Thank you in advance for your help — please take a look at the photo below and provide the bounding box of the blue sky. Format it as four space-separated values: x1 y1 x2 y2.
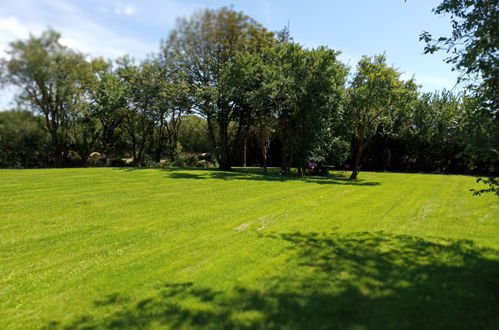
0 0 459 109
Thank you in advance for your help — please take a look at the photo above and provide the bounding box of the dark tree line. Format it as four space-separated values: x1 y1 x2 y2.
0 6 497 181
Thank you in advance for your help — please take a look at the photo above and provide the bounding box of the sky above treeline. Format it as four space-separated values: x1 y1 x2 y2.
0 0 459 109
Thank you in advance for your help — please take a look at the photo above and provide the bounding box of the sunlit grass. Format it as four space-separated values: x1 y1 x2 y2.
1 168 498 329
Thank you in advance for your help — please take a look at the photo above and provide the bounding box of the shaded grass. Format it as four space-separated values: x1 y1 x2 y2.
0 168 498 329
47 232 499 330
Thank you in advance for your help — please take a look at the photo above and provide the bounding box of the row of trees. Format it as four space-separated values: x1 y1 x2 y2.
0 31 194 167
1 5 497 181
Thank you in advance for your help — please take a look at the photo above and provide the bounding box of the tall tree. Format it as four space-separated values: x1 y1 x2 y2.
177 115 211 153
219 51 267 167
118 59 160 165
162 7 274 170
1 30 94 167
89 59 128 161
264 43 348 175
154 57 192 163
347 54 418 180
421 0 498 194
403 90 464 172
420 0 498 112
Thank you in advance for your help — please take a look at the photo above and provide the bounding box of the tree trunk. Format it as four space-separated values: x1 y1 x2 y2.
131 135 137 163
51 134 64 168
137 144 144 165
206 114 220 165
262 146 268 174
280 143 291 176
242 136 247 167
154 128 163 163
167 137 178 163
219 123 231 171
169 118 182 163
350 141 364 180
54 145 63 168
154 147 162 163
155 117 165 163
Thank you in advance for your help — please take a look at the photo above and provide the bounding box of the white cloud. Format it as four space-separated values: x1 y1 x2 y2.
0 0 154 60
0 0 164 108
1 0 206 109
124 5 136 15
53 16 152 59
0 0 203 58
0 16 30 40
0 16 44 58
114 4 136 16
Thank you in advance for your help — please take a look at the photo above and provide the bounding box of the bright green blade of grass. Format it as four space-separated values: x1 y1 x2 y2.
1 168 498 329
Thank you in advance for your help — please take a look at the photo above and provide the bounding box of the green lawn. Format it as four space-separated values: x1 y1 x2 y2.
1 168 498 329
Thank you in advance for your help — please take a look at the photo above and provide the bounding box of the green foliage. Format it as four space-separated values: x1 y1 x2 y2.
0 7 495 177
347 54 418 179
1 30 95 166
0 110 49 167
421 0 498 111
163 7 275 169
421 0 498 193
262 43 348 174
89 59 128 159
396 90 467 172
178 115 211 153
325 137 351 167
154 57 193 163
174 153 201 167
460 95 499 166
219 50 269 167
119 59 161 164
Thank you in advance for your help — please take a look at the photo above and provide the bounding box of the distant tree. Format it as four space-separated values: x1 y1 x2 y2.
154 56 192 163
407 90 464 171
178 115 210 153
219 51 267 167
116 58 159 164
261 43 348 175
252 104 276 173
296 46 348 173
0 110 49 168
251 27 285 173
1 29 94 167
67 59 109 164
347 54 418 180
89 59 128 161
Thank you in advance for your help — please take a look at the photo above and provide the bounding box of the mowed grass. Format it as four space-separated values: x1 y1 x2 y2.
1 167 498 329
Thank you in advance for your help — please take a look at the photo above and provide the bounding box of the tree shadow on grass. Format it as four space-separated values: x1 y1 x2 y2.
46 232 499 329
113 167 381 186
